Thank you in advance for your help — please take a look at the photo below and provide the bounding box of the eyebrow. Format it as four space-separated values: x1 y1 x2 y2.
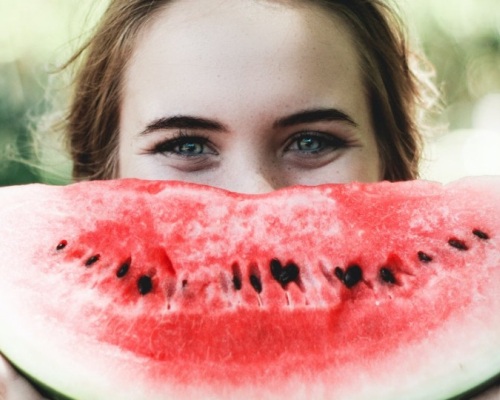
273 108 358 129
140 115 227 135
139 107 358 136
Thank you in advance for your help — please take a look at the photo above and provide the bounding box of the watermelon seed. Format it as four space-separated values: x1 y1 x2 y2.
56 240 67 251
138 275 153 295
232 263 242 291
249 275 262 294
116 260 130 278
182 279 188 288
334 267 344 280
233 276 242 291
448 239 468 251
380 268 396 284
418 251 433 263
270 259 299 287
473 229 489 240
343 265 362 288
85 255 100 267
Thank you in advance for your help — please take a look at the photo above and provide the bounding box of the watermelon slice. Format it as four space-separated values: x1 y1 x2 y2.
0 178 500 399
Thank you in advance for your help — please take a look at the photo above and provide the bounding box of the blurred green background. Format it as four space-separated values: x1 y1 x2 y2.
1 0 499 187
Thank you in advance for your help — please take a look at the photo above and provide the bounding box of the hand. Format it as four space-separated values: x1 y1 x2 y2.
0 354 46 400
472 384 500 400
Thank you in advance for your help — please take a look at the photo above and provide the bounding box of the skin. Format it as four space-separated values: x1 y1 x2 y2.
0 354 48 399
118 0 383 191
3 1 499 398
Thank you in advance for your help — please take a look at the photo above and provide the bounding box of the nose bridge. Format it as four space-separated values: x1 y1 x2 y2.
231 164 279 194
225 150 282 194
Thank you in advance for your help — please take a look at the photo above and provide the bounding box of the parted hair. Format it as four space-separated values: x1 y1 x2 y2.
60 0 438 181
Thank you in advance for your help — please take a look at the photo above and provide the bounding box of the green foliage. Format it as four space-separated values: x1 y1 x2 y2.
0 62 42 186
406 0 500 129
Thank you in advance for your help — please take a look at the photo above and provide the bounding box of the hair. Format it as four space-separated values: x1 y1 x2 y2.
58 0 439 181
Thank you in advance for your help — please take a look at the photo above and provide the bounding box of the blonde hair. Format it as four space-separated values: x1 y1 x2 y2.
58 0 439 181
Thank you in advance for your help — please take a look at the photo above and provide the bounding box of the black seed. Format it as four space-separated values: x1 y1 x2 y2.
334 267 344 280
418 251 433 263
380 268 396 284
270 259 300 286
473 229 489 240
343 265 362 288
56 240 67 251
448 239 468 251
85 255 100 267
249 275 262 293
232 276 242 290
282 263 299 283
270 259 281 277
137 275 153 295
182 279 188 288
116 262 130 278
232 263 242 290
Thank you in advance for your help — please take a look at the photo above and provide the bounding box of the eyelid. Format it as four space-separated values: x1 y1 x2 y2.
151 130 217 156
285 130 348 151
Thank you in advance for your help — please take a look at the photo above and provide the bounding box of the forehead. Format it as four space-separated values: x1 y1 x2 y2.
122 0 365 121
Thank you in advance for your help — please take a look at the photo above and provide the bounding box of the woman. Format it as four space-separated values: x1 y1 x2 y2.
65 0 435 187
2 0 497 398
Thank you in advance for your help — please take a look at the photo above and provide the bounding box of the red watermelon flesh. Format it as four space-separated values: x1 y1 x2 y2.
0 178 500 399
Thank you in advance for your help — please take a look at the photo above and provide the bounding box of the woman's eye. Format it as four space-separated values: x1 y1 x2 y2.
177 141 204 154
153 135 215 157
296 136 322 151
288 132 347 154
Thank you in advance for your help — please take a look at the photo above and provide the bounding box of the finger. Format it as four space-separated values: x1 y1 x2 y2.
0 354 46 400
471 384 500 400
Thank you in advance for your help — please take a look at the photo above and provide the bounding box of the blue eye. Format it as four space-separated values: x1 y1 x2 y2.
153 133 214 157
297 136 322 151
289 132 347 154
177 141 204 154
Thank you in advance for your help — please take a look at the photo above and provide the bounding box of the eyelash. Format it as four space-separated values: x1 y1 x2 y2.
152 131 213 157
151 130 348 157
287 131 348 154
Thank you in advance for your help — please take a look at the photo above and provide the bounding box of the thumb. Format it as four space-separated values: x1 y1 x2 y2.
0 354 47 400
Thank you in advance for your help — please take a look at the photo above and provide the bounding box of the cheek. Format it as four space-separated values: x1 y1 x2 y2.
354 145 383 182
284 154 381 186
354 125 383 182
117 133 144 179
327 147 382 184
117 136 131 178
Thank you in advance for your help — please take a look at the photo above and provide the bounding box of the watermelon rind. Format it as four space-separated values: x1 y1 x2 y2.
5 343 500 400
8 365 72 400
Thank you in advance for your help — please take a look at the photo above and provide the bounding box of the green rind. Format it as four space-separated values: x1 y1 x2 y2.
9 363 74 400
447 374 500 400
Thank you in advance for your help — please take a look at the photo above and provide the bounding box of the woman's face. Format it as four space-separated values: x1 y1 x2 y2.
119 0 382 193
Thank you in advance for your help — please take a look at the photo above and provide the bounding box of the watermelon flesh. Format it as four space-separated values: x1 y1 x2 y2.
0 178 500 399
